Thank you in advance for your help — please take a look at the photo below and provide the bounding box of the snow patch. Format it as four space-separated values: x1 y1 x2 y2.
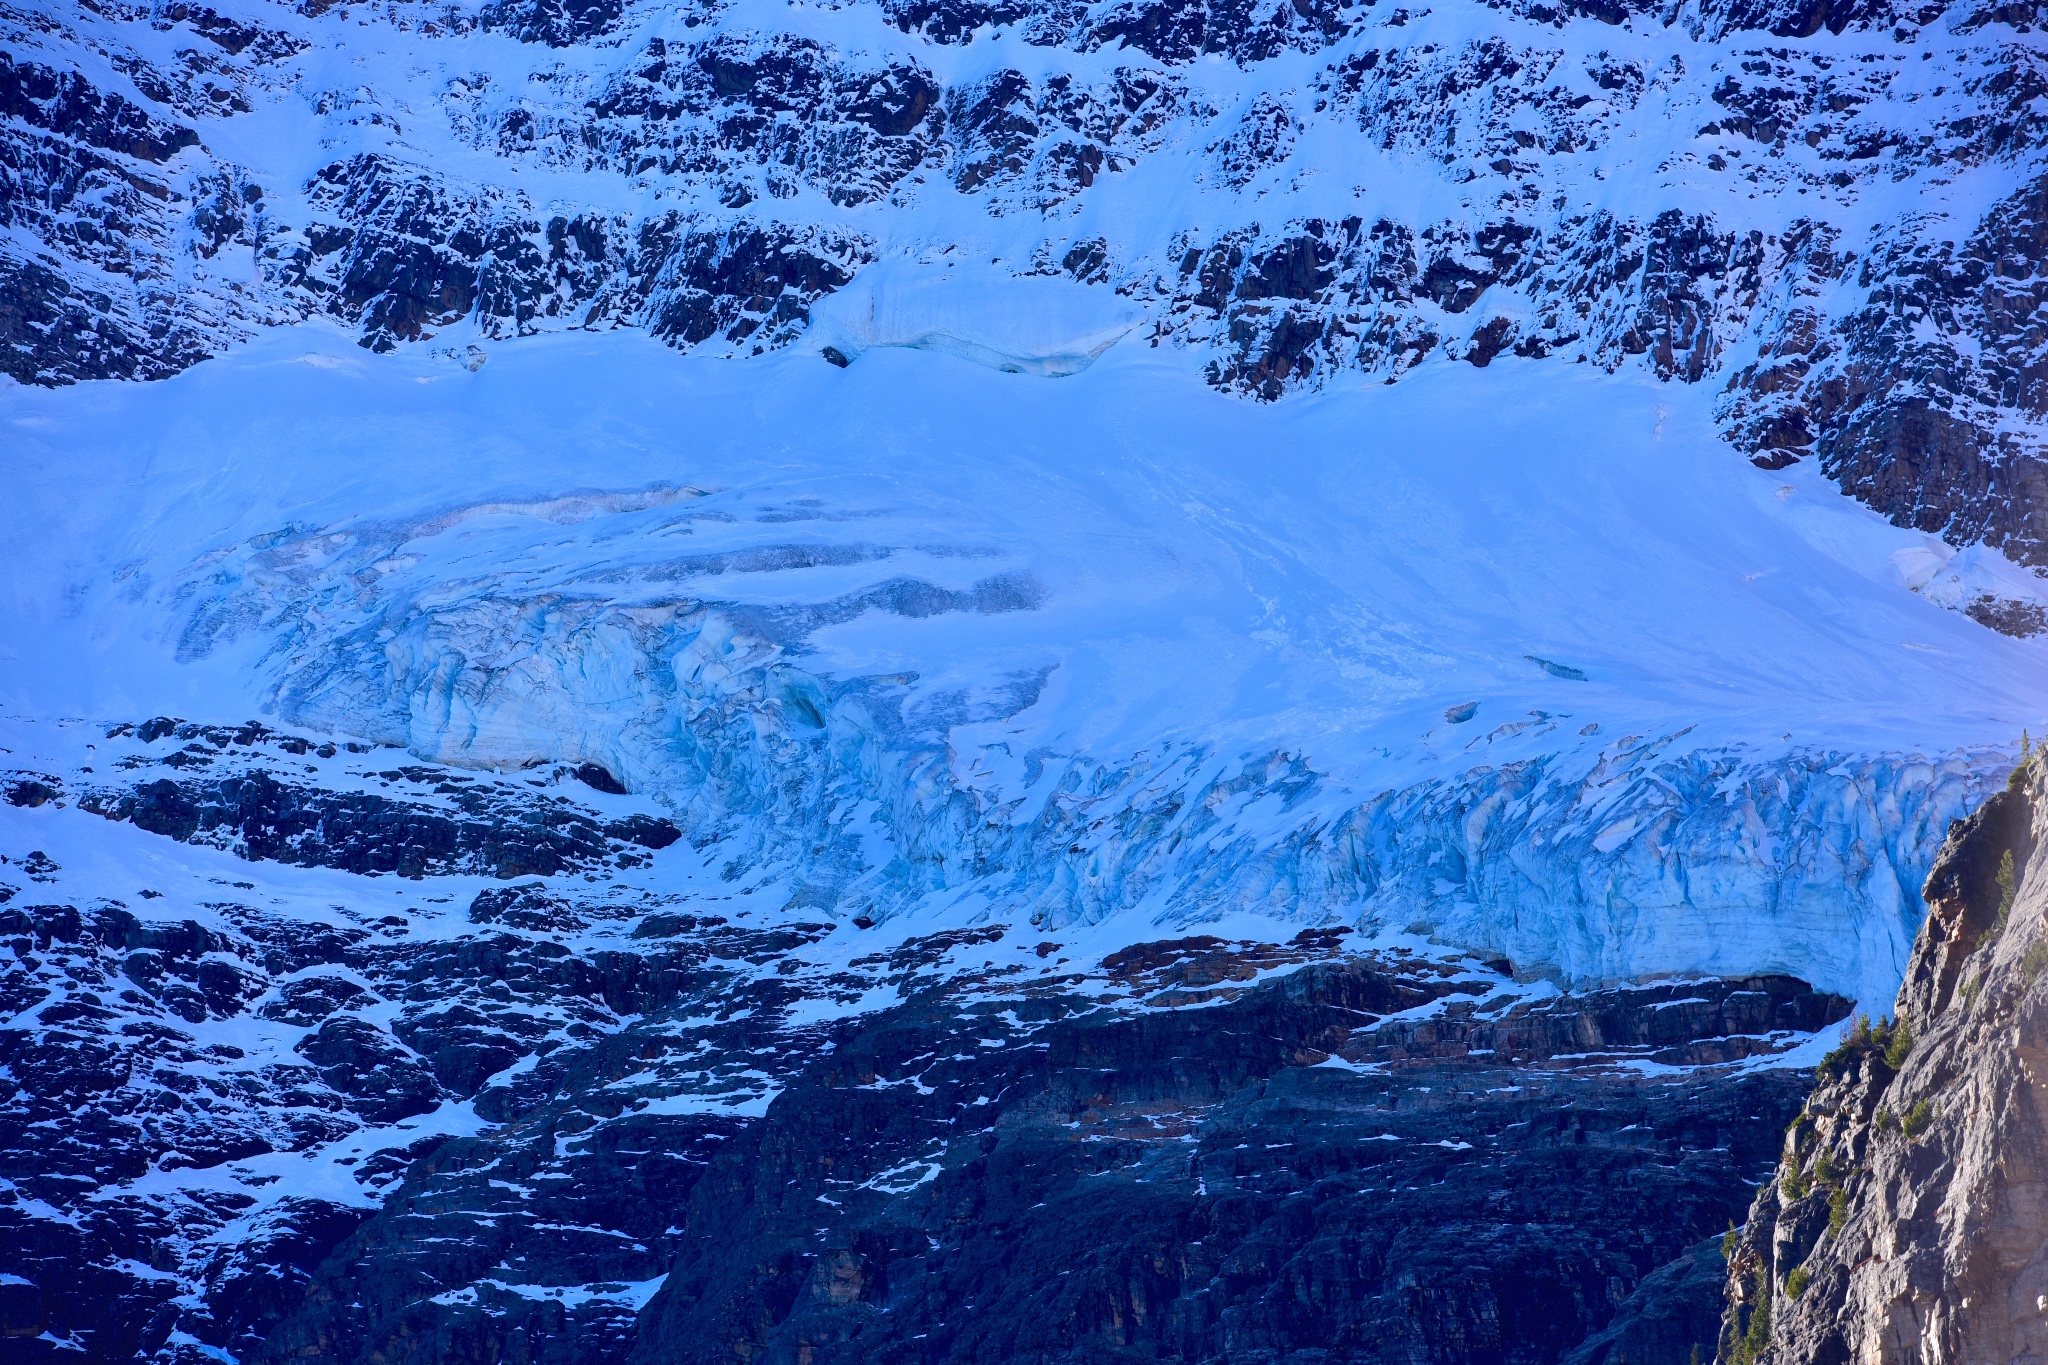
809 261 1146 377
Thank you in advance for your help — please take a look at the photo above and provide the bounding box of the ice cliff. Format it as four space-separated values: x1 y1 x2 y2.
7 334 2040 1007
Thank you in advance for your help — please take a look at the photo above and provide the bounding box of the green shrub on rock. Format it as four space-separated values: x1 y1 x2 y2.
1883 1020 1913 1070
1903 1100 1936 1139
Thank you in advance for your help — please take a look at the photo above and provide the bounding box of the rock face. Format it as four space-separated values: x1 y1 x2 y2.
0 863 844 1364
4 0 2048 612
1714 745 2048 1363
616 965 1837 1365
0 715 1869 1365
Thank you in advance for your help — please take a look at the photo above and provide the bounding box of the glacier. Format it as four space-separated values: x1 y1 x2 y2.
4 323 2041 1008
8 0 2048 1353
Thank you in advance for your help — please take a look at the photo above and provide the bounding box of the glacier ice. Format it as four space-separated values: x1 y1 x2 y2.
3 327 2043 1009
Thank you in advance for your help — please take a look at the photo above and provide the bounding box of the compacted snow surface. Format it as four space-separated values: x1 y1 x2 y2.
4 326 2042 1007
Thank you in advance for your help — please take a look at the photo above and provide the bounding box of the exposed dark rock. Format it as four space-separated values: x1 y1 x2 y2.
153 3 309 61
469 882 590 933
259 975 378 1026
1088 0 1210 63
618 962 1833 1365
295 1017 444 1123
575 762 630 794
639 220 866 346
0 1274 44 1339
0 54 198 163
0 254 208 386
3 773 60 807
392 1003 534 1095
1559 1235 1728 1365
1964 593 2048 637
576 35 942 206
880 0 1036 41
1698 0 1907 38
191 1198 376 1364
1464 314 1518 366
610 814 685 850
1725 175 2048 570
483 0 626 45
278 153 869 353
80 770 682 879
0 900 385 1362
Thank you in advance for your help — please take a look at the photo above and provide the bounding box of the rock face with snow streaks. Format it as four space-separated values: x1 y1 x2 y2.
4 0 2048 605
0 834 848 1363
0 773 1848 1365
613 964 1835 1365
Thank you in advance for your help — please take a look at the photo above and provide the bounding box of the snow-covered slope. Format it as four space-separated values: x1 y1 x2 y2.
3 0 2047 590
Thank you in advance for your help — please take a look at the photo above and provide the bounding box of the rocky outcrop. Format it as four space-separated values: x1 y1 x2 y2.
1714 746 2048 1362
1721 175 2048 572
282 155 869 354
0 886 844 1364
80 768 682 880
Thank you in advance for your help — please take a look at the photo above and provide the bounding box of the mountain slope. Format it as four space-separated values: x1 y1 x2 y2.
0 322 2041 1363
4 0 2048 1358
3 0 2047 598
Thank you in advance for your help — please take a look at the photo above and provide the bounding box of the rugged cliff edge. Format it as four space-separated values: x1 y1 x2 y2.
1716 745 2048 1363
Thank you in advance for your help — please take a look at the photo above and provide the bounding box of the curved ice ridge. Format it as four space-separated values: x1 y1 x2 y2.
175 522 2005 1009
